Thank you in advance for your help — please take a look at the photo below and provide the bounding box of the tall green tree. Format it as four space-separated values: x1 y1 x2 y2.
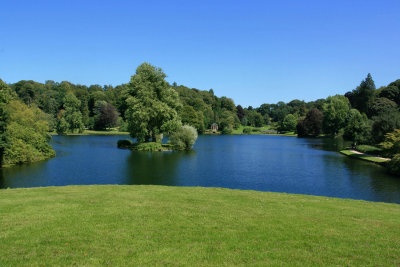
58 93 84 133
343 109 370 145
125 63 182 142
297 108 324 137
349 73 376 113
322 95 350 136
0 80 14 167
280 114 297 132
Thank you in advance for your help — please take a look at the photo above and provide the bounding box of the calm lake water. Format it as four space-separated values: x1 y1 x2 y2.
1 135 400 203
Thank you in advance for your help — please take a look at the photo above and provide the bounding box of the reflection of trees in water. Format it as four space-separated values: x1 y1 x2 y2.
125 151 196 186
0 168 5 189
0 161 50 189
305 137 351 152
340 156 400 203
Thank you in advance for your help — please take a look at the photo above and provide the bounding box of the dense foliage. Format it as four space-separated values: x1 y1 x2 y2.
2 66 400 167
169 125 198 150
125 63 182 142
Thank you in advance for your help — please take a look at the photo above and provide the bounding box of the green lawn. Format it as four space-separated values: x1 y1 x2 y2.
340 150 390 164
1 185 400 266
50 129 129 136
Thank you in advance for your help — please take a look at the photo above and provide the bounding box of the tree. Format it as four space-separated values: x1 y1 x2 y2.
246 110 263 127
322 95 350 136
371 112 400 143
368 97 398 117
349 73 376 113
3 100 55 166
94 101 119 130
0 79 14 167
379 86 400 104
62 93 84 133
236 105 245 122
169 125 198 150
125 63 182 143
280 114 297 132
180 105 204 133
343 109 370 145
297 108 323 137
380 129 400 157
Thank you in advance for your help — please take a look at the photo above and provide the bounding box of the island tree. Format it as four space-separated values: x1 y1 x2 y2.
125 63 182 142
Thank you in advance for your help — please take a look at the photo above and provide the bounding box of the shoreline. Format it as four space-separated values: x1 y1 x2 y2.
340 149 390 165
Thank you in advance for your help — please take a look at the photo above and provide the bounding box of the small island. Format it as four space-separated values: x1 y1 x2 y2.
117 63 198 152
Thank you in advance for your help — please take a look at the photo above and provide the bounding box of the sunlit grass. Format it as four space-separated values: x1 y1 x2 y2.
1 185 400 266
340 150 389 163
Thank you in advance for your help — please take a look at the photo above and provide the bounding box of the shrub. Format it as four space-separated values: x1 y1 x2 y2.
135 142 164 151
221 128 232 135
380 129 400 157
387 154 400 176
117 139 132 149
170 125 198 150
243 128 252 134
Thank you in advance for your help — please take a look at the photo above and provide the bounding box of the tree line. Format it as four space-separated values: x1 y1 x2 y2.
1 63 400 167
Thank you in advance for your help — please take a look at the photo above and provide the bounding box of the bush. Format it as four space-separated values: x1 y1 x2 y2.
134 142 164 151
251 128 261 132
387 154 400 176
117 139 132 149
243 128 252 134
170 125 198 150
356 145 382 155
221 128 232 135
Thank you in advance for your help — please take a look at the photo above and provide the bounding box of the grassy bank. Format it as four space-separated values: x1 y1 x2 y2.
50 129 129 136
340 149 390 164
1 185 400 266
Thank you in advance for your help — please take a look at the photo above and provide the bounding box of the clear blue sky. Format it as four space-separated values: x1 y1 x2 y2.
1 0 399 107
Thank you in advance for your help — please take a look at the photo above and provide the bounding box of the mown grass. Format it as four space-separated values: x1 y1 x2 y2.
1 185 400 266
50 129 129 136
340 150 389 164
231 125 297 136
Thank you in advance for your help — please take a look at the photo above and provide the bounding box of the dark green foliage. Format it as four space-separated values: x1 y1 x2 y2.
132 142 166 151
56 117 69 135
94 101 119 130
379 86 400 104
372 112 400 143
356 145 382 155
297 108 323 137
117 139 133 149
243 128 252 134
343 109 371 145
0 79 14 167
368 97 398 117
387 154 400 176
347 73 376 113
236 105 245 122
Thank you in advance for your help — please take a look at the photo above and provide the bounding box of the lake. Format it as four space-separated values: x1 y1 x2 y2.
1 135 400 203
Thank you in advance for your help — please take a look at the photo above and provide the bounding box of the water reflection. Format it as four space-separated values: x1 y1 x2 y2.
1 135 399 204
125 151 196 185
